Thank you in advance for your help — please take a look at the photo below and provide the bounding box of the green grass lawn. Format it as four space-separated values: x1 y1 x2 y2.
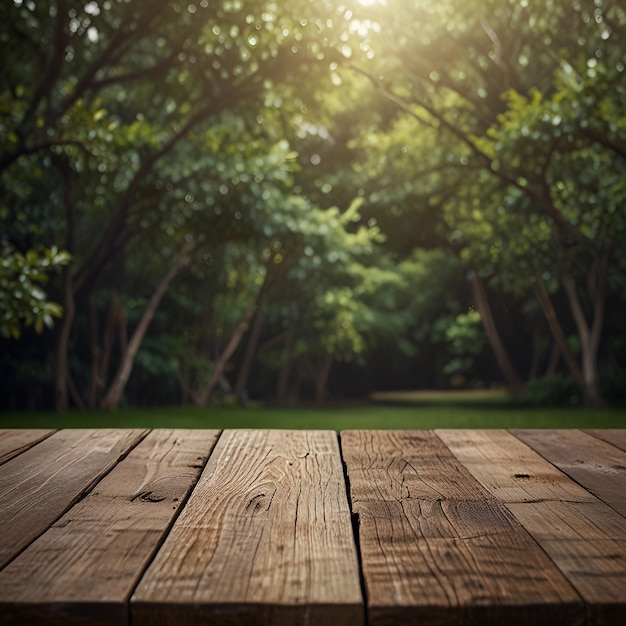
1 394 625 430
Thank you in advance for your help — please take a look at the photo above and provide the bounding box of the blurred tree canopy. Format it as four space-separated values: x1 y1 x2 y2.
1 0 624 410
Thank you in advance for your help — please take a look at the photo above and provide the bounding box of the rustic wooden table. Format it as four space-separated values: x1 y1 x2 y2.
0 428 624 625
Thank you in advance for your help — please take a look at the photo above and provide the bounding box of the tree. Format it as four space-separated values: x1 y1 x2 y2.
3 0 624 409
1 0 348 410
199 197 381 406
338 0 626 405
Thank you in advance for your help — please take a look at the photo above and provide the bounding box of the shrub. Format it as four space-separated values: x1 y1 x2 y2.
520 375 582 407
600 371 626 407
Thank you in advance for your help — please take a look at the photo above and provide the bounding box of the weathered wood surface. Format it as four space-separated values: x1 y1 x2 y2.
513 429 626 517
132 429 363 626
0 429 56 466
341 430 582 626
0 430 219 626
0 429 146 569
583 428 626 452
438 429 626 626
0 428 624 626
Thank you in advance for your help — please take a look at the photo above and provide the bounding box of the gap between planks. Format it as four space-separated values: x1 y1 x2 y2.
131 429 364 626
0 429 150 571
511 429 626 517
438 429 626 626
0 429 58 466
0 429 220 626
342 429 584 626
1 429 625 626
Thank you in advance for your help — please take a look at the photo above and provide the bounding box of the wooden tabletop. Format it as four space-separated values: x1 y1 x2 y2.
0 428 624 625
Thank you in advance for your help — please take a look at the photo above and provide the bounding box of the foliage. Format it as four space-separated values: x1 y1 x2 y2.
1 0 625 409
336 0 626 405
518 375 582 407
600 371 626 407
0 242 70 338
443 309 486 381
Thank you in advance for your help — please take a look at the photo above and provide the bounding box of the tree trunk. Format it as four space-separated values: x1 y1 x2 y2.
315 355 334 405
193 303 259 406
88 296 101 409
86 290 126 407
560 253 608 408
545 340 560 377
99 250 190 410
67 369 86 410
234 309 266 405
54 263 76 412
54 163 78 412
532 274 584 385
276 324 296 406
469 272 525 394
527 326 542 383
194 268 275 407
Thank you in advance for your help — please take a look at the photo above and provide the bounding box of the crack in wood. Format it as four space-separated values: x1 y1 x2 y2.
246 493 266 510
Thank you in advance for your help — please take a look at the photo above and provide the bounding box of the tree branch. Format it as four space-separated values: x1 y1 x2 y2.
73 72 264 298
18 0 68 135
48 0 172 125
99 241 195 410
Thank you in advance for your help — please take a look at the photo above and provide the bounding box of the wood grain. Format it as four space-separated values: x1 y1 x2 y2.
512 429 626 517
0 429 56 465
439 429 626 624
132 429 363 626
0 429 218 626
341 430 581 626
583 429 626 452
0 428 146 570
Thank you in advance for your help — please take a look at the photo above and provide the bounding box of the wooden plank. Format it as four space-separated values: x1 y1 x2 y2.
341 430 582 626
439 429 626 625
0 428 146 570
512 429 626 517
132 429 363 626
583 429 626 452
0 429 219 626
0 429 56 465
